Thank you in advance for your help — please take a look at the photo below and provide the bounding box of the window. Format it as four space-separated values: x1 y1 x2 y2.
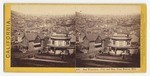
34 44 41 47
34 43 41 47
113 40 115 45
58 41 63 46
95 45 102 48
127 40 130 45
66 40 69 45
118 41 124 46
52 40 55 44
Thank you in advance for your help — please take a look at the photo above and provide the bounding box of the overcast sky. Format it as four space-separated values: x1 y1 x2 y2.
11 4 141 16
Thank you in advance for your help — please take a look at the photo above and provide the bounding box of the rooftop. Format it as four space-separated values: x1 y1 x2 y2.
50 36 71 40
110 36 132 40
25 32 38 41
84 33 99 42
52 26 68 34
25 32 46 41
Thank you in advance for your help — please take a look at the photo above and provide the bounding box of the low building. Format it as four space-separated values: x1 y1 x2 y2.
130 31 140 46
69 31 76 46
78 32 85 43
27 33 41 51
13 30 24 43
82 33 104 53
48 26 72 55
25 27 41 33
19 32 44 53
108 33 132 55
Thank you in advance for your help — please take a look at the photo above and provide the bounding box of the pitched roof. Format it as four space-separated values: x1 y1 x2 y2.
38 32 45 39
25 32 38 41
100 33 106 39
100 32 111 39
84 33 99 42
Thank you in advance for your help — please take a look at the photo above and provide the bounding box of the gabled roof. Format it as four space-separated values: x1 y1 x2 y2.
100 32 111 39
38 32 45 39
84 33 99 42
100 33 106 39
25 32 38 41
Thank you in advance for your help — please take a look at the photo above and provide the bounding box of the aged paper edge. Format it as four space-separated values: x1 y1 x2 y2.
4 3 147 73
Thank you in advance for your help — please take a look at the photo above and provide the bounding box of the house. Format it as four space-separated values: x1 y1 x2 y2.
130 31 140 46
13 30 24 43
69 31 76 46
41 28 49 36
108 33 132 55
14 29 48 54
13 28 49 53
48 26 72 55
97 32 111 53
23 32 44 52
82 32 104 53
78 32 85 43
18 35 29 53
25 27 41 34
12 30 28 53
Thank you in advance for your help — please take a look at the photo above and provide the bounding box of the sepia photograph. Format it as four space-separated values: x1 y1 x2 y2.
4 4 146 72
10 4 77 67
74 5 141 68
11 4 140 67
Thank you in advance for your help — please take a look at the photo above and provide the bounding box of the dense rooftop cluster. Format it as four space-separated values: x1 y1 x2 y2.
11 10 140 40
